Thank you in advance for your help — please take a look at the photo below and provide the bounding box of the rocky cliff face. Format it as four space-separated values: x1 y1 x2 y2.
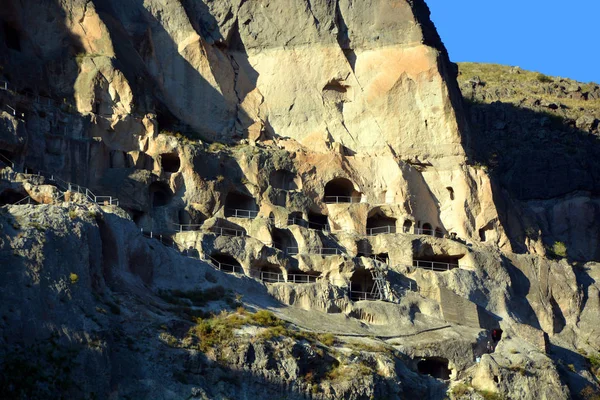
1 1 600 400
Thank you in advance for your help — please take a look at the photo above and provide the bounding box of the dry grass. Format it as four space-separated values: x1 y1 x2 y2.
458 62 600 120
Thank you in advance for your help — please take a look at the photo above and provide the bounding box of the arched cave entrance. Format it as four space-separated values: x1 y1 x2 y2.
272 228 297 254
287 269 321 284
288 211 305 227
350 269 375 301
4 24 21 51
149 181 172 207
417 357 451 380
224 192 258 218
366 209 396 235
421 223 433 235
210 253 242 274
269 169 299 190
324 178 361 203
0 189 29 205
254 263 284 283
308 212 329 230
161 153 181 173
403 220 413 233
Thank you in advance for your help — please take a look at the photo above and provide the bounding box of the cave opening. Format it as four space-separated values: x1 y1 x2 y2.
3 24 21 51
417 357 451 380
161 153 181 173
253 262 284 283
149 181 172 207
0 189 29 205
434 227 444 238
269 169 299 190
403 220 413 233
308 212 329 230
350 269 375 301
287 211 305 227
210 253 242 274
272 228 297 254
224 192 258 217
421 223 433 235
0 149 15 167
287 269 321 283
324 178 360 203
366 209 396 235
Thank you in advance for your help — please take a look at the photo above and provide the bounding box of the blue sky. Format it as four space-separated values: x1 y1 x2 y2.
425 0 600 83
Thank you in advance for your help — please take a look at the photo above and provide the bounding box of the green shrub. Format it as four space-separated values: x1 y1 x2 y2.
552 241 568 258
318 333 337 347
208 142 228 153
478 390 505 400
537 73 553 83
580 385 600 400
450 383 471 398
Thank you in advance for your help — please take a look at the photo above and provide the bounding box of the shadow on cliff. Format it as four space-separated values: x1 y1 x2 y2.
462 99 600 259
92 0 259 142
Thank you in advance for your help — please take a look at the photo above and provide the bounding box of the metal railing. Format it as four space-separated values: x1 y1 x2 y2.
208 256 243 274
21 168 119 206
413 260 459 272
210 226 246 237
141 228 177 248
172 223 204 232
287 247 345 256
286 217 330 232
288 273 319 283
259 271 285 283
0 153 15 168
414 228 444 238
349 290 379 301
226 208 258 219
366 225 396 236
324 196 362 204
11 196 33 205
256 270 319 284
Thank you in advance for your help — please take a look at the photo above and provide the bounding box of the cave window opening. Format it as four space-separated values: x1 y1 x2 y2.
149 181 172 207
446 186 455 200
224 192 258 218
308 212 329 231
350 269 376 301
272 228 297 254
479 228 486 242
161 153 181 173
421 223 433 236
288 211 305 227
269 169 299 190
287 269 321 284
403 220 413 233
209 253 242 274
4 24 21 51
0 189 30 205
417 357 451 380
324 178 361 203
366 210 396 236
254 263 284 283
130 209 145 226
413 255 463 272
